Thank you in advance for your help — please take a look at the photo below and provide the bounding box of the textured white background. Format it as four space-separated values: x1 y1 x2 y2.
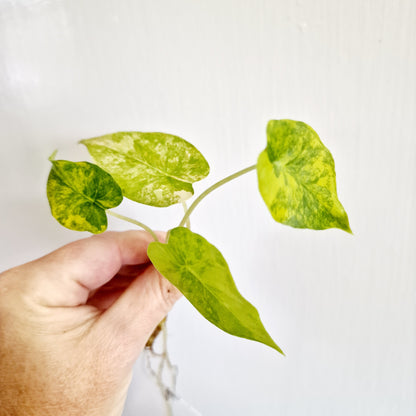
0 1 415 415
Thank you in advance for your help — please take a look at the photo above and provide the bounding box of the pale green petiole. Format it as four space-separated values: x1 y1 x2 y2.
107 210 159 242
181 200 191 229
109 163 256 237
178 164 257 228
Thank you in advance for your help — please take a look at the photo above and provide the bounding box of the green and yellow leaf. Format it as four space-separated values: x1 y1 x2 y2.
257 120 351 232
80 132 210 207
47 160 123 233
148 227 284 354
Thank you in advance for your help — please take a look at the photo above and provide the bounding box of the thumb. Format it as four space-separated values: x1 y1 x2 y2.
13 231 156 308
95 263 181 364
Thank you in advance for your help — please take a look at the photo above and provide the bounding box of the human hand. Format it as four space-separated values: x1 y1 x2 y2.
0 231 181 416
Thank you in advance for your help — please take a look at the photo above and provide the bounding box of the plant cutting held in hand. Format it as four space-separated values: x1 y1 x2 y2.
46 119 351 409
47 119 351 352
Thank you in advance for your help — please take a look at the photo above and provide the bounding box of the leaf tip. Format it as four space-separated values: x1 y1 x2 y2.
337 214 353 235
78 138 92 148
48 149 58 162
274 344 285 356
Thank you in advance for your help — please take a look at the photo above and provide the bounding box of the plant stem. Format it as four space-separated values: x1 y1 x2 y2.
107 210 159 242
178 164 257 228
181 201 191 229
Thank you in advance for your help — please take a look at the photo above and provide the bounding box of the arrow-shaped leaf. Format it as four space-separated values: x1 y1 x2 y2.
257 119 351 232
148 227 283 354
47 160 123 233
81 132 210 207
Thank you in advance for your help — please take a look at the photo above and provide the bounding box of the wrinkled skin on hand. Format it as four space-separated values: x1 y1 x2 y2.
0 231 181 416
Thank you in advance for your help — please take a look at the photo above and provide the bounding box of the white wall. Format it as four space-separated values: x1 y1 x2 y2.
1 1 415 415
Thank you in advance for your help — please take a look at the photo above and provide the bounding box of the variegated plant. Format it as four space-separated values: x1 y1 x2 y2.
47 119 351 355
